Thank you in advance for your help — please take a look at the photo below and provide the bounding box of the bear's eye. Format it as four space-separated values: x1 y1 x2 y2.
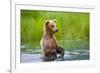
51 25 54 28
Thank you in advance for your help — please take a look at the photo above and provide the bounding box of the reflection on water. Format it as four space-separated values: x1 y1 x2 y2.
20 49 89 63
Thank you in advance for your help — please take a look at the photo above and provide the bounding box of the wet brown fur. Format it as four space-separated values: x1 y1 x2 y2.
40 19 64 61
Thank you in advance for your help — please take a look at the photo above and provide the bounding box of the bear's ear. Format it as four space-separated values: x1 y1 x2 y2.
53 19 57 23
45 20 49 26
44 20 50 32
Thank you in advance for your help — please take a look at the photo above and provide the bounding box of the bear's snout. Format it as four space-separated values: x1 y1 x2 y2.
55 29 58 32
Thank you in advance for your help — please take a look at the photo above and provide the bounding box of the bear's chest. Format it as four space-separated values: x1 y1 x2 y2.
41 38 57 49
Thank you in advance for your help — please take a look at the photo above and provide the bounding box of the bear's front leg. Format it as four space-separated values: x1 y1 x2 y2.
56 47 64 59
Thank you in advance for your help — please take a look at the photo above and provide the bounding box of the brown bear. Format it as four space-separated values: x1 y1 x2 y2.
40 19 64 61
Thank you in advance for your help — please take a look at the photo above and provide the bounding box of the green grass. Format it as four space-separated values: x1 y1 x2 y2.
20 10 90 53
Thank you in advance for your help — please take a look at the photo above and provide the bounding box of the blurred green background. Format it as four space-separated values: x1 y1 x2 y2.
20 10 90 53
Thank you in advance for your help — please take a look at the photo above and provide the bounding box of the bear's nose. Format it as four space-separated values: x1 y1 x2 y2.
55 29 58 32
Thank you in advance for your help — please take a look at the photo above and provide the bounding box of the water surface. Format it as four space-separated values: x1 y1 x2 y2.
20 49 89 63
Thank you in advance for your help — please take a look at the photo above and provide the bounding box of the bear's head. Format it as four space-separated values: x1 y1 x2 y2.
44 19 58 34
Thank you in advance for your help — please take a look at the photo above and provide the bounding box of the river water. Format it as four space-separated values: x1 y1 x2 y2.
20 49 89 63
